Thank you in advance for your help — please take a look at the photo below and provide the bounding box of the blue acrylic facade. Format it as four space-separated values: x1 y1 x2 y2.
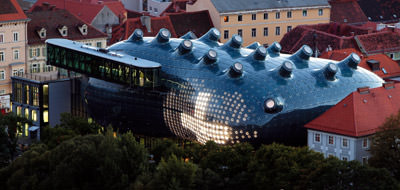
47 28 384 145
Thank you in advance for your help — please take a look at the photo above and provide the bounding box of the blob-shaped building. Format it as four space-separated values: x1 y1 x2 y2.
46 28 384 145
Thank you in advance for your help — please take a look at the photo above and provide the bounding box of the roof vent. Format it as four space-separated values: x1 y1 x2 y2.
199 28 220 42
267 42 281 56
279 61 293 78
128 29 143 41
155 28 171 43
180 31 197 39
264 97 283 113
357 86 370 94
291 45 312 61
383 82 395 89
246 42 260 50
253 46 267 61
228 62 243 77
203 49 217 64
323 63 338 81
339 53 360 69
226 35 243 49
366 59 380 71
178 40 193 54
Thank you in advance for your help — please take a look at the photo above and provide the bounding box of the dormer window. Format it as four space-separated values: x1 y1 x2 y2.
58 26 68 37
38 28 46 39
78 24 88 35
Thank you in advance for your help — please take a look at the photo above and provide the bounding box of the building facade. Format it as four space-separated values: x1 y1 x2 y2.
306 82 400 163
0 0 30 97
26 5 107 74
307 129 370 163
187 0 330 46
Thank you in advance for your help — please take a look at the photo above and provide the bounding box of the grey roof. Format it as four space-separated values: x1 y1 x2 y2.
211 0 329 13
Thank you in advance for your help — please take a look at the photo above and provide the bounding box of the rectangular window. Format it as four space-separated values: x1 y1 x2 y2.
32 86 39 106
24 85 29 104
0 70 4 80
287 11 292 18
318 9 323 16
287 26 292 33
303 10 308 17
96 42 102 48
252 14 256 20
276 12 280 19
342 138 348 147
224 16 229 22
328 136 334 145
16 106 21 116
13 49 19 60
29 49 32 58
13 32 18 42
362 138 369 148
237 29 242 37
251 28 256 37
263 27 268 36
30 63 40 73
264 13 268 20
238 15 242 21
275 27 280 36
43 110 49 123
0 33 3 43
32 110 37 122
37 48 40 57
224 30 229 39
0 52 4 62
342 156 348 161
314 133 321 142
43 47 47 57
18 69 24 75
12 70 18 76
43 85 49 108
24 108 29 119
44 65 53 72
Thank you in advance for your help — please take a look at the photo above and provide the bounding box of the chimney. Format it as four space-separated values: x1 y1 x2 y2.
49 5 56 11
357 86 370 94
383 81 395 89
388 25 395 32
140 16 151 33
366 59 380 71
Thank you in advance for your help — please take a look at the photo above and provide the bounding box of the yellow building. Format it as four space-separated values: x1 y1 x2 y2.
187 0 331 46
0 0 30 95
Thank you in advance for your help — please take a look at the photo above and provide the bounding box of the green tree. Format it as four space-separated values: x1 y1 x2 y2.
150 154 198 190
369 111 400 180
41 113 103 149
0 113 31 166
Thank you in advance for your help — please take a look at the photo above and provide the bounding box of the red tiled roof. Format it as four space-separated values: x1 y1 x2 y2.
329 0 368 25
31 0 103 23
127 10 147 18
280 23 369 54
161 0 188 15
27 6 106 45
103 1 127 20
357 0 400 23
167 10 214 37
0 0 28 22
305 83 400 137
320 48 400 78
110 16 177 44
355 31 400 55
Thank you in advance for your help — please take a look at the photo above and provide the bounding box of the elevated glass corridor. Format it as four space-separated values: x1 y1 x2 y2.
46 39 161 88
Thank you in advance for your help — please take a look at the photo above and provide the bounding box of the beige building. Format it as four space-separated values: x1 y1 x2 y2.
0 0 30 96
187 0 331 46
26 5 107 75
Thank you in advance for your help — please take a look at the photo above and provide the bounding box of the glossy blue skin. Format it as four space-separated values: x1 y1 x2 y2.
86 29 383 145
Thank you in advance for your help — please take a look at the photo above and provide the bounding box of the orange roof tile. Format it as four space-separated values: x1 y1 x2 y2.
320 48 400 79
0 0 28 22
306 83 400 137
